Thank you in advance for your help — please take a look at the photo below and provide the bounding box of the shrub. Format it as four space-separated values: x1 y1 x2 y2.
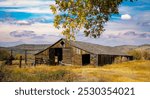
0 61 7 81
63 72 78 82
46 69 69 81
128 50 150 60
114 56 128 63
114 57 122 63
0 66 4 81
0 67 78 82
0 50 9 61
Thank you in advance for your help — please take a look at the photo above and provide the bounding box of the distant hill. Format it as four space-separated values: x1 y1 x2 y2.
0 44 149 55
9 44 51 51
0 44 51 55
0 47 8 50
115 45 138 53
137 44 150 51
115 44 150 54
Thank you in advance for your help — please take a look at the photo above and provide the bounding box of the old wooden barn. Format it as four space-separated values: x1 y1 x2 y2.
35 38 133 66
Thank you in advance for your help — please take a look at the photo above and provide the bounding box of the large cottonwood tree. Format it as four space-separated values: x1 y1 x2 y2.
50 0 136 39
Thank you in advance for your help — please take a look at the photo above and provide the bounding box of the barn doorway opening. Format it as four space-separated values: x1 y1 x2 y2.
82 54 90 65
55 48 63 65
49 48 63 65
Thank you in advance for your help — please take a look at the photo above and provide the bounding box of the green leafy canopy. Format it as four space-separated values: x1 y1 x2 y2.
50 0 137 40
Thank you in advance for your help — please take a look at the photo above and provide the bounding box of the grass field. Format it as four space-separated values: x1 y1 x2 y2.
0 60 150 82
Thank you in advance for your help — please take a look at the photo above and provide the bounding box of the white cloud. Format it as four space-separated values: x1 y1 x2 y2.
121 14 132 20
4 6 53 14
0 0 55 7
15 20 31 25
0 0 55 14
119 6 133 14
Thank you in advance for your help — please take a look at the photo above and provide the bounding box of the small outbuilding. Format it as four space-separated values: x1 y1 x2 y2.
35 38 133 66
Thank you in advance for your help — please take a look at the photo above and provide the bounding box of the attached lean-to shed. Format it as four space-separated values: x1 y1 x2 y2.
35 38 133 66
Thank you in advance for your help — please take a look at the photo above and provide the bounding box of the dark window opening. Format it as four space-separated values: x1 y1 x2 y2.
82 54 90 65
60 41 65 47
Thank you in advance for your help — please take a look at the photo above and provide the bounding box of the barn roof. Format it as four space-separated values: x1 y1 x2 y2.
35 38 130 56
70 41 128 56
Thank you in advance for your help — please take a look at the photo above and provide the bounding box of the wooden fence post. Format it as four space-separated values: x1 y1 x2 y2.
19 56 22 68
25 50 27 65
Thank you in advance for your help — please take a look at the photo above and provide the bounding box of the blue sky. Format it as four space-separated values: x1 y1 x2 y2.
0 0 150 47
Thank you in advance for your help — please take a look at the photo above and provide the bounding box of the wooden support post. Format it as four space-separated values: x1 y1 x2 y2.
34 57 36 67
9 50 13 65
10 50 13 56
19 56 22 68
25 50 27 65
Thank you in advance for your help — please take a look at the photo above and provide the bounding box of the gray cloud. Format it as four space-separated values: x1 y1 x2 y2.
137 21 150 27
10 30 36 37
135 12 150 31
9 30 51 40
0 17 53 26
122 32 150 38
0 18 32 25
107 31 150 39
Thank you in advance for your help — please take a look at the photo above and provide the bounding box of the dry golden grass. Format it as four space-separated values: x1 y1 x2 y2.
0 60 150 82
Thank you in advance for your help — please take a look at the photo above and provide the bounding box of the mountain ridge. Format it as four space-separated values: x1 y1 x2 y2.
0 44 150 55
